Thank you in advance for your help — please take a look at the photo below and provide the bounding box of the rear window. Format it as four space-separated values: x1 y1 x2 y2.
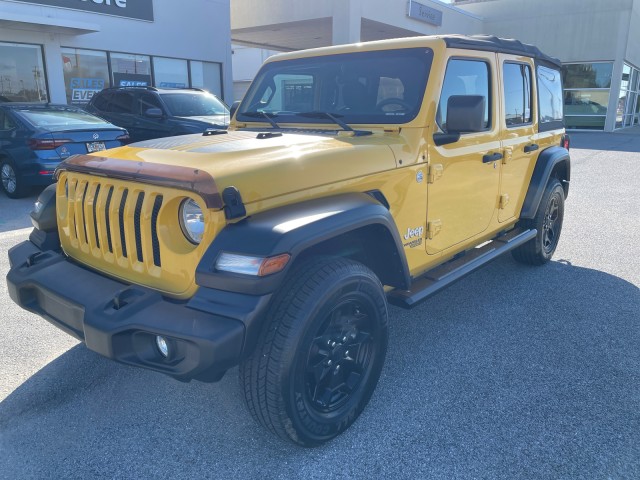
537 65 564 130
160 93 227 117
15 107 111 128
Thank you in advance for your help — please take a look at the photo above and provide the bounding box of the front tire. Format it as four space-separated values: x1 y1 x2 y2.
240 257 388 447
512 178 565 265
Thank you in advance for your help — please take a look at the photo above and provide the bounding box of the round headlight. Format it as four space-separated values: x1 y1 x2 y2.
179 198 204 244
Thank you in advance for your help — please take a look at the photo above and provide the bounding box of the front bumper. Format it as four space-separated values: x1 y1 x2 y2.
6 240 269 382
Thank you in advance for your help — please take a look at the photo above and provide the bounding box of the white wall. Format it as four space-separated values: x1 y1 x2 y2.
459 0 634 63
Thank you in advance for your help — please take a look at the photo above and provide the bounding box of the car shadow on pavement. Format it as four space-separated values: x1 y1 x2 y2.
1 256 638 478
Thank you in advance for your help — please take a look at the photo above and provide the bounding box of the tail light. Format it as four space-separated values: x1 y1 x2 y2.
561 134 570 151
116 133 131 144
27 138 71 150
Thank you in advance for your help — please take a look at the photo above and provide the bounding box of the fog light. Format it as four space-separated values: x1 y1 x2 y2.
156 335 169 358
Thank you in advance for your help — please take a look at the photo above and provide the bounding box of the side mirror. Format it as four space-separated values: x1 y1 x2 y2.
144 107 163 118
229 101 241 120
446 95 486 133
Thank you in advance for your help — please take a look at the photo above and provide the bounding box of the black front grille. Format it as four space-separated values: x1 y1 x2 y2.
69 179 164 268
119 189 128 258
134 192 145 263
105 186 113 253
151 195 163 267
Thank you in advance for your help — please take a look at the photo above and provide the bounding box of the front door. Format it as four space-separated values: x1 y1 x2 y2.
426 52 501 254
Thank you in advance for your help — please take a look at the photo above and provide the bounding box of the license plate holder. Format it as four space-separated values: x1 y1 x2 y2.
86 141 106 153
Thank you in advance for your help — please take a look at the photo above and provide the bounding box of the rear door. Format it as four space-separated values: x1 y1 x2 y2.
497 54 538 222
103 91 136 134
426 52 501 254
132 93 173 141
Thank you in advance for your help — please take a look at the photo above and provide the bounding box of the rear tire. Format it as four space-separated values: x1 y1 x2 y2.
1 160 28 199
240 257 388 447
512 178 565 265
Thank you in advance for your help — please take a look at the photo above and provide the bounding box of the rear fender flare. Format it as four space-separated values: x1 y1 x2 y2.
520 146 570 219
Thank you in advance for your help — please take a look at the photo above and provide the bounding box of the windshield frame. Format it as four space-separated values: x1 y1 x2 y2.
237 47 433 126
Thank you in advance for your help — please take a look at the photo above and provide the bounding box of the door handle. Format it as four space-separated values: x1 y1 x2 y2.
524 143 539 153
482 152 503 163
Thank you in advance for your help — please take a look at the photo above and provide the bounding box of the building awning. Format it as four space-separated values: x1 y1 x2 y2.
0 11 100 34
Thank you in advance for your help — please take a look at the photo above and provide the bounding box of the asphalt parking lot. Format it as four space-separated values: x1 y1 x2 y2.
1 132 639 479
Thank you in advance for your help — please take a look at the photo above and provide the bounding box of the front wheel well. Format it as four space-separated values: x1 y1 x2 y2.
292 224 409 290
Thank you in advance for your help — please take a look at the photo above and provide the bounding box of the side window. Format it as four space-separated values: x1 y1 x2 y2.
106 92 134 114
503 63 532 126
537 65 564 125
91 91 111 112
438 59 490 130
138 93 163 115
0 111 15 130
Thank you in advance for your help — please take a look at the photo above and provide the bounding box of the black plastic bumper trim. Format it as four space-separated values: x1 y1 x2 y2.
6 241 269 382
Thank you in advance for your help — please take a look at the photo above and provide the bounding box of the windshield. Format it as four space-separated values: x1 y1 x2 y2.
16 107 112 128
237 48 433 125
161 93 228 117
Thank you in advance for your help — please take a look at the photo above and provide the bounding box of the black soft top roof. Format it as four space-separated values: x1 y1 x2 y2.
441 35 561 69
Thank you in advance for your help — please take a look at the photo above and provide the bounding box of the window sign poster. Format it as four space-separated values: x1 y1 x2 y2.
113 72 151 87
61 48 110 104
70 77 104 103
159 82 187 88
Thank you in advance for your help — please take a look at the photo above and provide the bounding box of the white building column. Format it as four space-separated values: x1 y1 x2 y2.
605 59 625 132
332 0 362 45
42 36 67 104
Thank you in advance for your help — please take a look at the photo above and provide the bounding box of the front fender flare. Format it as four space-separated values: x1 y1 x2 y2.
195 192 410 295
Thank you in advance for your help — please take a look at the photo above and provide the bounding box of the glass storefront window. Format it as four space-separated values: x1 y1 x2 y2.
621 64 631 91
153 57 188 88
564 115 606 130
190 61 222 97
0 42 48 102
562 62 613 89
61 48 110 105
615 63 639 129
564 90 610 115
111 53 152 87
631 69 639 92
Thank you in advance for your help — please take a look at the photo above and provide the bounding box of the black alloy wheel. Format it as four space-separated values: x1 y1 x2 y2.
512 177 565 265
240 257 388 447
301 298 377 415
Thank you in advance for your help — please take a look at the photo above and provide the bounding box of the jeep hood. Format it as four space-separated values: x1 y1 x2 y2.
87 130 400 205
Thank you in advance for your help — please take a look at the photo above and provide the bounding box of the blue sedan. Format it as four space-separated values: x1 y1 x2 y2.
0 103 129 198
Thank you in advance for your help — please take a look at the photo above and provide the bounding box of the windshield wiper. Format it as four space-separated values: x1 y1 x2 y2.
297 111 371 136
241 111 280 129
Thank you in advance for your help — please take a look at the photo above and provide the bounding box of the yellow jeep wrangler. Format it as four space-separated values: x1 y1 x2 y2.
7 35 570 446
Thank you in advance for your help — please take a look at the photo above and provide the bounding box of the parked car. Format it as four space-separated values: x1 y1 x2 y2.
7 35 570 446
86 87 229 143
0 103 129 198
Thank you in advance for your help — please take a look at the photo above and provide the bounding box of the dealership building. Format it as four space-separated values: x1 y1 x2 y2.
0 0 233 105
231 0 640 131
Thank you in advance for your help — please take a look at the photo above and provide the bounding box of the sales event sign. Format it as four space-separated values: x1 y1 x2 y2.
407 1 443 26
70 77 104 103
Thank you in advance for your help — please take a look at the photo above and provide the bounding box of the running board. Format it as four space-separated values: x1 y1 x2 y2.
388 228 537 309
